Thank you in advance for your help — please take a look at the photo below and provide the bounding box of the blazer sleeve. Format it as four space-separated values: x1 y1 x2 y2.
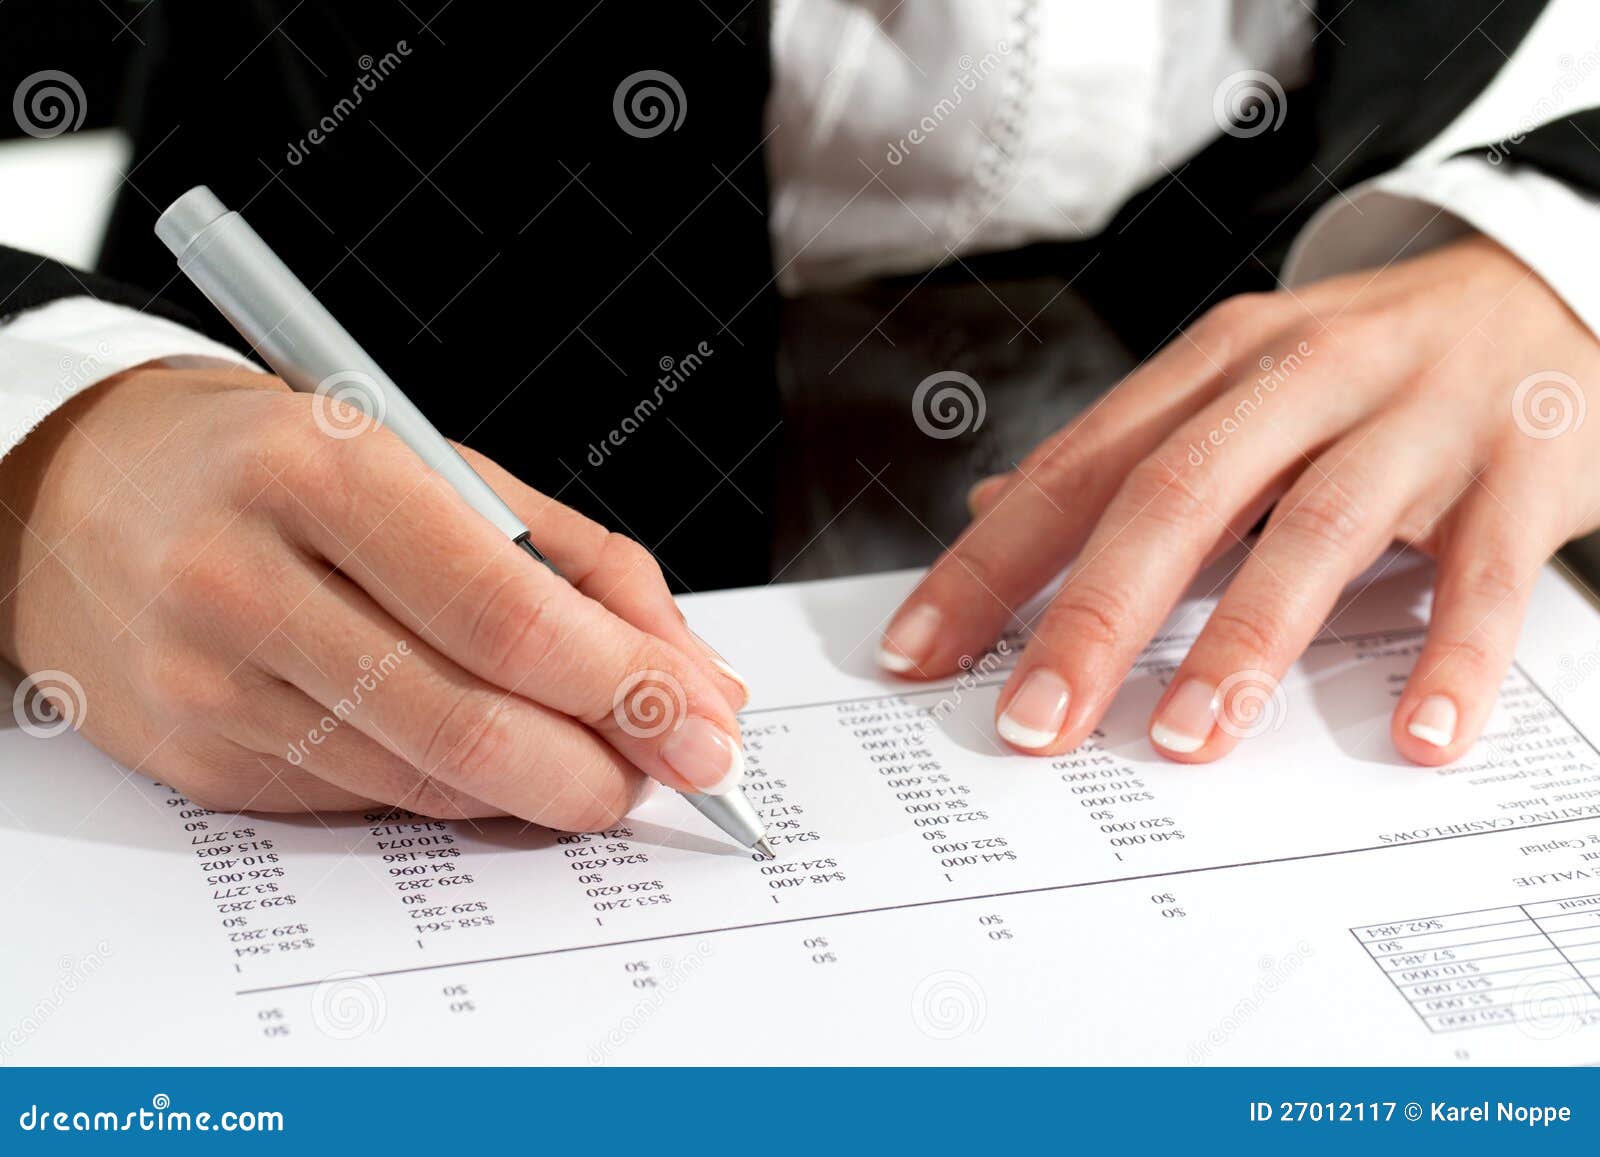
0 246 196 326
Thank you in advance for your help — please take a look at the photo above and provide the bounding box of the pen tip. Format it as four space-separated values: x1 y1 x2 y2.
754 836 776 858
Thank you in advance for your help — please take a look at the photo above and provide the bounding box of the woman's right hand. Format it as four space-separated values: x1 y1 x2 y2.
0 365 747 829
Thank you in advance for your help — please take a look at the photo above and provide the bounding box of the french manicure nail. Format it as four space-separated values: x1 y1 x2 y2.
997 668 1071 750
878 604 941 673
1407 694 1457 748
660 716 745 794
691 630 748 693
1151 678 1218 754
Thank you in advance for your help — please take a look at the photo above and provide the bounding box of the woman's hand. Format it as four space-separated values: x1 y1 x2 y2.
0 366 747 826
880 235 1600 765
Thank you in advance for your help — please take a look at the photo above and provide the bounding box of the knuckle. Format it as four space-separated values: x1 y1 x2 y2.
1121 456 1213 531
1277 485 1368 555
1327 311 1393 357
599 640 689 730
174 763 255 814
158 536 279 635
1026 444 1091 497
251 395 341 492
468 572 559 677
393 770 480 821
1433 631 1499 680
156 531 239 606
1047 578 1138 650
135 651 234 723
1190 293 1279 356
546 761 640 833
1201 293 1272 331
1452 550 1529 607
599 531 664 588
1202 606 1286 660
937 544 1008 608
422 688 521 792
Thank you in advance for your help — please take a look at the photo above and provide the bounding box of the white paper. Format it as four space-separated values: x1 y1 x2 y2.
3 551 1600 1065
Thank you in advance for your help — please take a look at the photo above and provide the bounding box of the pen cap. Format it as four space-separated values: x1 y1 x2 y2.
153 185 532 544
155 185 230 260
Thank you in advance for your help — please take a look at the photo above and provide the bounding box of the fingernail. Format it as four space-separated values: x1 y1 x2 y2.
691 630 748 693
1407 694 1457 748
660 716 745 794
997 668 1071 750
878 604 941 673
1151 678 1218 754
966 473 1007 514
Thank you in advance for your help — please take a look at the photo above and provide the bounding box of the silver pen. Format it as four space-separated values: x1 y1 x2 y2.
156 185 772 858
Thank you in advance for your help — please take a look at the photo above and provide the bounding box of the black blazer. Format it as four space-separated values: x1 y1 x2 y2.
1 1 1595 589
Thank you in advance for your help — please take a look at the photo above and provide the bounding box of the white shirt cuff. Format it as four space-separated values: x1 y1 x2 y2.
0 296 261 460
1283 155 1600 339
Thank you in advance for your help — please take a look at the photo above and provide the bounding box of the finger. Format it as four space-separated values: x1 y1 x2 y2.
993 337 1373 754
966 474 1008 517
222 677 505 819
172 743 380 814
1392 465 1556 765
879 295 1297 678
270 429 745 797
1146 414 1453 762
248 566 649 832
457 443 747 709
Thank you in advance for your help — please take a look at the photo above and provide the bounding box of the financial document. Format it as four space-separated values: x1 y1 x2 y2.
3 552 1600 1064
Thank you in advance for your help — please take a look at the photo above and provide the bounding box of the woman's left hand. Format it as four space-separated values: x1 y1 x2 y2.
879 234 1600 765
